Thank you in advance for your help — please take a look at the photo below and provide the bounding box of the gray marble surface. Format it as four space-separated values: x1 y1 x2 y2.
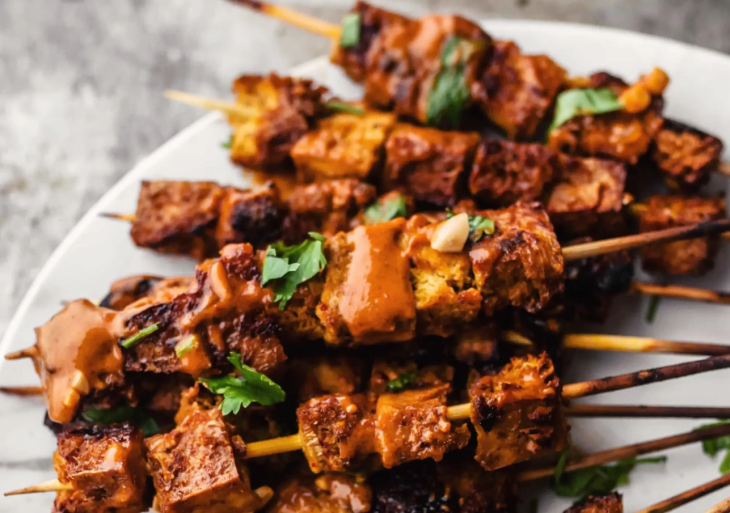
2 0 730 340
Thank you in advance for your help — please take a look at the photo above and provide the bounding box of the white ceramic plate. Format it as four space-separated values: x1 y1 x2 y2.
3 19 730 513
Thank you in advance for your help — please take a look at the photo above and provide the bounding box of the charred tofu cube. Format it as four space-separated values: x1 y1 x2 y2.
548 72 664 164
53 425 146 513
651 118 724 190
145 406 265 513
297 394 374 473
229 74 327 169
214 312 287 375
330 1 411 83
268 474 372 513
450 323 500 366
215 184 289 248
317 219 417 345
640 195 727 276
369 360 454 397
374 384 470 468
469 202 564 315
437 456 518 513
402 214 482 337
291 111 396 183
131 181 226 260
384 124 479 207
477 40 567 139
469 137 560 206
469 353 568 471
565 493 623 513
546 156 627 238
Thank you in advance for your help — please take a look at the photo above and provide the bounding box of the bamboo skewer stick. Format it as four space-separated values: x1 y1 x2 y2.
164 90 257 118
631 282 730 305
0 386 44 396
565 404 730 419
227 0 341 39
636 472 730 513
705 496 730 513
518 422 730 482
4 479 73 496
4 347 38 360
99 212 136 223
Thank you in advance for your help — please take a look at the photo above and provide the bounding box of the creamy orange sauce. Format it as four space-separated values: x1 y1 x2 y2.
339 218 416 342
34 299 124 423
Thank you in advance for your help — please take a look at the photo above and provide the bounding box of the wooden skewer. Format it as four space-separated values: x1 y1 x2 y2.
705 496 730 513
631 281 730 305
503 330 730 356
4 479 73 496
99 212 136 223
565 404 730 419
227 0 341 40
637 472 730 513
0 386 44 396
629 203 730 241
518 422 730 482
4 346 38 361
164 90 257 118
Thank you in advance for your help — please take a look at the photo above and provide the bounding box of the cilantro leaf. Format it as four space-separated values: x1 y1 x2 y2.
340 13 361 48
82 404 160 436
696 421 730 474
198 353 286 416
552 449 666 497
446 210 495 242
427 37 477 128
645 296 661 323
221 135 233 149
325 100 365 116
364 196 408 225
121 323 159 349
386 372 417 393
548 88 624 134
261 233 327 309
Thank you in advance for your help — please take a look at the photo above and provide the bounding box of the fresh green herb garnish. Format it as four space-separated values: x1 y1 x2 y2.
121 324 159 349
552 447 666 497
325 100 366 116
221 135 233 149
695 421 730 474
175 334 198 358
427 37 477 128
386 372 417 393
82 404 160 436
261 233 327 309
645 296 661 323
364 196 408 225
340 13 361 48
198 353 286 415
446 210 495 242
548 88 624 134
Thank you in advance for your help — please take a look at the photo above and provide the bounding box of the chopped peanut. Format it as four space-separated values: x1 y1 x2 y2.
431 213 470 253
619 83 652 114
641 67 670 95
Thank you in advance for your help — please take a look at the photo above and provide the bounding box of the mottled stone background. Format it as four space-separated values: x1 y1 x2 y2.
1 0 728 338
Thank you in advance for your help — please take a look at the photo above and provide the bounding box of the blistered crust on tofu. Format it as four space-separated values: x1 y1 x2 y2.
268 473 373 513
469 353 568 471
565 493 623 513
215 184 288 249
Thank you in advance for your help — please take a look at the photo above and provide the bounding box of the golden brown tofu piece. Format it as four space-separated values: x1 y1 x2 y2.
288 355 366 402
449 322 500 366
317 219 417 346
565 493 623 513
146 406 266 513
469 353 568 471
469 138 560 206
640 195 727 276
651 118 724 190
368 360 454 397
468 202 564 315
477 40 567 139
215 183 289 248
229 74 327 169
330 1 411 83
402 214 482 337
268 473 372 513
99 275 164 310
548 72 664 164
546 156 627 238
297 394 374 473
53 425 146 513
291 111 396 183
131 181 226 260
384 124 479 207
375 384 470 468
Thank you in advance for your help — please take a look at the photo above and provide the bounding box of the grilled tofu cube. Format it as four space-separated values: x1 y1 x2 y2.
437 456 518 513
640 195 727 276
384 124 479 207
374 384 470 468
402 214 482 337
317 219 417 346
53 425 146 513
145 406 265 513
369 360 454 397
548 72 664 164
131 180 226 260
565 493 623 513
291 111 396 183
287 355 366 402
468 202 564 315
546 156 627 238
229 74 326 169
469 138 560 206
469 353 568 471
269 473 372 513
215 183 288 249
330 1 411 83
477 40 567 139
651 118 724 190
297 394 374 473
